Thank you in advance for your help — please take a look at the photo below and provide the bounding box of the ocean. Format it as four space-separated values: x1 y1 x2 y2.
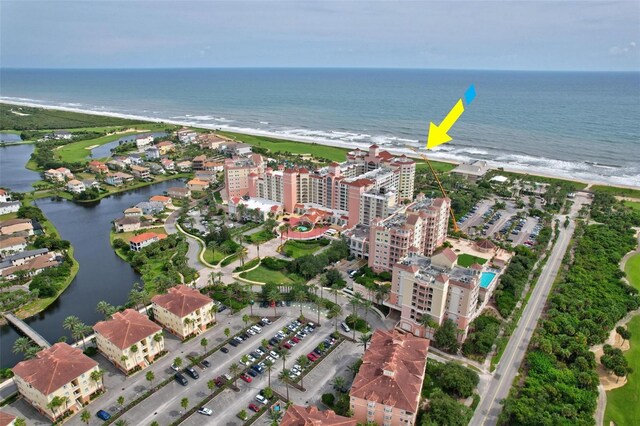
1 68 639 187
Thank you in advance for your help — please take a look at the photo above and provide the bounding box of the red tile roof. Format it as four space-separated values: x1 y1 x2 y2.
475 239 497 250
280 405 357 426
440 247 458 263
150 195 171 203
12 343 98 395
151 285 213 317
0 411 16 426
350 330 428 413
129 232 166 244
93 309 162 350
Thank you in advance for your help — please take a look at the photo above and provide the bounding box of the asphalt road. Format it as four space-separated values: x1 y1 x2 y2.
471 194 590 425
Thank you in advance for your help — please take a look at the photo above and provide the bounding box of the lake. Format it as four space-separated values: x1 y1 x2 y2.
90 131 166 159
0 144 40 193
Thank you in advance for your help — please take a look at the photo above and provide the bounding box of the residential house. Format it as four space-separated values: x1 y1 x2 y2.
176 128 197 143
12 343 101 421
220 142 253 157
0 201 20 215
0 219 33 236
128 154 144 166
149 195 173 207
82 179 100 190
129 232 167 251
106 159 127 171
161 158 175 171
155 141 175 155
88 160 109 174
350 330 429 426
66 179 86 194
114 216 141 233
0 236 27 257
195 170 218 182
148 163 165 175
192 155 207 170
145 147 160 159
0 189 12 203
52 130 73 140
44 167 73 183
151 285 215 339
167 187 191 199
93 309 164 373
135 201 164 215
176 161 192 172
124 207 142 217
280 405 357 426
105 172 134 186
197 133 226 150
451 160 489 181
0 251 59 280
187 179 209 192
203 161 224 172
135 134 154 150
130 165 151 179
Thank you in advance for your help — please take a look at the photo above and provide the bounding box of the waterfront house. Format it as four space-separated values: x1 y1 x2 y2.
220 142 253 157
135 134 154 150
150 195 173 207
161 158 175 171
93 309 164 373
451 160 489 181
151 285 215 339
145 146 160 159
0 201 20 215
0 236 27 257
155 141 175 155
148 163 165 175
0 219 33 236
135 201 164 215
349 330 429 426
176 128 197 144
0 252 59 280
280 405 357 426
114 216 141 233
106 159 127 171
44 167 73 183
129 232 166 251
130 165 151 179
124 207 142 217
105 172 134 186
0 189 11 203
167 187 191 199
176 160 192 172
88 160 109 174
66 179 86 194
187 178 210 192
52 130 73 140
82 179 100 190
128 154 144 166
12 343 102 421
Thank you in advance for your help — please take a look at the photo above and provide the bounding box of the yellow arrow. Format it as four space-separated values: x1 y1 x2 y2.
427 99 465 149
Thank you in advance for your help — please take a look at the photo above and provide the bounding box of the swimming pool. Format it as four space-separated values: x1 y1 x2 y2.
480 272 497 289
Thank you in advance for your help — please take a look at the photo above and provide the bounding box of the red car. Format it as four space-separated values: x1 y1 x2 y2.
248 403 260 412
283 342 292 349
240 374 252 383
307 352 318 361
291 336 300 343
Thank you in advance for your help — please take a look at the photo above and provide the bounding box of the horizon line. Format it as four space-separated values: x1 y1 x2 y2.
1 66 638 73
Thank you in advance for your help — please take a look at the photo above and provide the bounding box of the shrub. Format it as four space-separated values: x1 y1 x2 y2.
321 393 335 407
83 347 98 357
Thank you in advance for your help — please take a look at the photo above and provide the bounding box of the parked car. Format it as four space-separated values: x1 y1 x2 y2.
261 317 271 324
234 336 244 343
240 374 252 383
341 322 351 332
215 377 225 387
171 363 180 372
218 305 227 312
174 373 188 386
270 350 280 358
185 366 199 379
283 342 292 349
202 360 211 368
307 352 318 361
229 340 239 347
221 347 230 353
247 369 258 377
247 328 256 336
96 410 111 421
256 394 268 404
291 336 300 343
198 407 213 416
251 325 262 333
248 403 260 412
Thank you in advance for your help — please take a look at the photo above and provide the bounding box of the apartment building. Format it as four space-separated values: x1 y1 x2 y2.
391 249 480 339
368 195 450 272
129 232 166 251
223 154 265 199
44 167 73 182
350 330 428 426
281 405 357 426
151 285 215 339
93 309 164 373
12 343 101 421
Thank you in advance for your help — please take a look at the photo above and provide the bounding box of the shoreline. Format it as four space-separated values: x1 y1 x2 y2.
1 99 639 190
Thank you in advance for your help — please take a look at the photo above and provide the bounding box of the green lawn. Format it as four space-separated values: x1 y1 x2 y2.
246 229 276 244
203 248 228 265
240 265 301 284
219 131 350 162
624 252 640 291
604 315 640 426
592 185 640 199
457 253 489 267
623 201 640 211
416 160 457 173
282 239 327 258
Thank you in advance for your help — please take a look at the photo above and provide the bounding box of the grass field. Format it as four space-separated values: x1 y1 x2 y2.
203 248 229 265
282 239 327 258
624 252 640 291
240 265 301 284
604 315 640 426
416 160 457 173
246 229 276 244
623 200 640 211
457 253 489 267
592 185 640 199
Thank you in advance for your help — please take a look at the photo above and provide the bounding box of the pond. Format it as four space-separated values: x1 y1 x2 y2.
90 131 166 159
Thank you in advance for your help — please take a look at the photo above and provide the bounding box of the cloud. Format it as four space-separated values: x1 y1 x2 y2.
609 41 637 56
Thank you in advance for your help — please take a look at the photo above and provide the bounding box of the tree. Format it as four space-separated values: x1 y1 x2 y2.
433 319 460 353
616 326 631 346
153 332 163 353
279 369 291 401
117 395 125 410
183 317 194 336
200 337 209 354
277 348 288 370
224 327 231 339
424 390 473 426
242 314 250 328
180 397 189 412
62 315 81 343
294 288 308 316
229 362 241 387
266 288 281 316
146 371 155 388
114 420 129 426
264 359 274 388
46 396 64 420
358 333 372 352
419 314 440 339
296 355 310 388
90 369 104 390
207 379 216 394
96 300 115 319
332 376 346 392
12 337 34 356
130 344 140 367
80 410 91 425
328 304 342 332
437 363 479 399
14 419 27 426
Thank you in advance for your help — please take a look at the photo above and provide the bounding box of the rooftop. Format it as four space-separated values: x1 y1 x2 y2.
281 405 357 426
151 285 213 317
93 309 162 350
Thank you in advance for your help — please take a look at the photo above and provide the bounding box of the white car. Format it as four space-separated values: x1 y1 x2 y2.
270 351 280 359
265 356 275 363
261 318 271 324
251 325 262 333
255 348 265 356
289 369 301 378
246 328 256 336
256 394 268 404
198 407 213 416
170 363 180 372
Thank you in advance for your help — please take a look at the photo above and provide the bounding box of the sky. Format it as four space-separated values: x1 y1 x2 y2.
1 0 639 71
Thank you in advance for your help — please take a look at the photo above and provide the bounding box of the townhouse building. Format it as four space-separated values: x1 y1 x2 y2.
151 285 215 339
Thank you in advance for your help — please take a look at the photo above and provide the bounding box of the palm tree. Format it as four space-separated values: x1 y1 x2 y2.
90 369 104 390
418 314 439 339
294 289 308 317
80 410 91 424
229 362 240 387
224 327 231 339
62 315 82 343
358 333 372 352
277 348 288 370
296 355 310 388
12 337 34 355
279 369 291 401
242 314 250 328
130 344 140 367
183 317 194 336
96 300 115 319
238 248 248 268
256 240 261 259
207 379 216 394
332 376 346 392
361 299 373 323
264 359 274 388
329 286 339 306
153 332 163 353
266 288 281 316
328 304 342 332
117 395 125 410
200 337 209 354
146 371 155 388
180 397 189 412
46 395 64 420
173 356 183 369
